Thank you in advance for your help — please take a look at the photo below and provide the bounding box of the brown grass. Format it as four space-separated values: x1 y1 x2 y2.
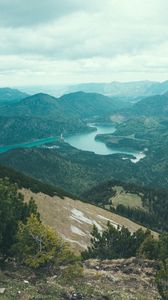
21 189 158 253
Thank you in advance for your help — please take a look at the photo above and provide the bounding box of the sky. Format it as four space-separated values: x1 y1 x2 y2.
0 0 168 87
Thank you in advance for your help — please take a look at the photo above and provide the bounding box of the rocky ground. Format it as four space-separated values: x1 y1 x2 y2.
0 258 161 300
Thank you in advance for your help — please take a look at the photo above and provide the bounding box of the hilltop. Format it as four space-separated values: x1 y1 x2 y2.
0 91 124 145
132 92 168 117
0 87 28 104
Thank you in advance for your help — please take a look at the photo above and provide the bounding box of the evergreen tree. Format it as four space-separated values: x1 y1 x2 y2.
156 259 168 300
82 222 151 260
14 214 76 269
0 178 38 256
138 235 159 260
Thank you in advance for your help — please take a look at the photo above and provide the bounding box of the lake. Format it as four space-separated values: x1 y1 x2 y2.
65 124 146 162
0 124 146 163
0 137 58 154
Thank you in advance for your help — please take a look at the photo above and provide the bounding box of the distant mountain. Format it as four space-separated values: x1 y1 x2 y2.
0 93 64 119
0 91 124 119
0 87 28 104
0 115 88 145
0 91 123 145
132 92 168 116
66 81 168 99
58 91 124 119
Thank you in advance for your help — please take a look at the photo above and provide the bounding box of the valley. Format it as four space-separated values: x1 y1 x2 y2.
0 123 144 161
1 2 168 298
0 86 168 300
0 89 168 232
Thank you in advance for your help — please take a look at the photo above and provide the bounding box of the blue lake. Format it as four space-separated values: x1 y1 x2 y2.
65 124 142 159
0 137 58 154
0 124 145 162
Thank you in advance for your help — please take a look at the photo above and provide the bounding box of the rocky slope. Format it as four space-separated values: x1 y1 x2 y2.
0 258 160 299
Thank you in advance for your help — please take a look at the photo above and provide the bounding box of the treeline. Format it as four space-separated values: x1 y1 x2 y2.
0 163 75 199
114 186 168 232
83 179 168 232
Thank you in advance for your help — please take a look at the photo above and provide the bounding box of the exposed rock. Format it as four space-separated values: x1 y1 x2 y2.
71 292 83 299
0 258 161 299
24 280 29 284
83 258 161 299
0 288 6 294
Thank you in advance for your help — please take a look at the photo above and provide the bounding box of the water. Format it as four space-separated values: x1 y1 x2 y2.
0 125 146 162
65 124 145 161
0 137 58 154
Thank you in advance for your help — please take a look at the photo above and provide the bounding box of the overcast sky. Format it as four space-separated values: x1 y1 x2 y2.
0 0 168 87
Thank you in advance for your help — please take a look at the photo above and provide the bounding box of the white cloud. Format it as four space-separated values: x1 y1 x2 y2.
0 0 167 86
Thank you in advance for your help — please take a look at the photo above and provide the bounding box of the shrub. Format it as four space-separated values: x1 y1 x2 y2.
14 214 76 269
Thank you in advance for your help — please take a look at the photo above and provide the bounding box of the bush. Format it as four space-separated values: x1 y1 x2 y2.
138 235 159 260
81 222 151 260
14 214 77 269
156 259 168 300
0 178 38 256
61 262 83 282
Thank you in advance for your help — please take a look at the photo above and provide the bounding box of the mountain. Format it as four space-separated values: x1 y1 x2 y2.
0 162 157 252
0 147 97 195
0 91 125 145
0 91 124 119
58 91 125 119
0 162 160 300
0 93 65 119
0 93 90 145
0 163 74 198
1 142 168 232
0 87 28 104
0 115 87 145
66 80 168 98
22 188 157 253
132 92 168 116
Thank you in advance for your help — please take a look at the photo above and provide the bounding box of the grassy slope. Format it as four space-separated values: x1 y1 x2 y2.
109 186 143 209
21 188 158 253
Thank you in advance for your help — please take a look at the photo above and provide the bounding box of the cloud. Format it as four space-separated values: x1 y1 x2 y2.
0 0 167 86
0 0 103 27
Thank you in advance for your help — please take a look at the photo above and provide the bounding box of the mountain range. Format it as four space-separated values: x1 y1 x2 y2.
0 87 28 104
64 80 168 98
0 90 126 145
132 92 168 116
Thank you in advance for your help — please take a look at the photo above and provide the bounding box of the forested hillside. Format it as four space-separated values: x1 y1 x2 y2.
0 91 124 145
0 87 28 104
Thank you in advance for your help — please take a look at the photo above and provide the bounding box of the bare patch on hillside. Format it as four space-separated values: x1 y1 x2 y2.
21 189 157 253
110 186 144 209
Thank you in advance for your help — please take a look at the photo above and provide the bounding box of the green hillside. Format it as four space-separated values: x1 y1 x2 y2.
0 163 74 198
0 87 28 104
132 92 168 116
0 91 124 145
